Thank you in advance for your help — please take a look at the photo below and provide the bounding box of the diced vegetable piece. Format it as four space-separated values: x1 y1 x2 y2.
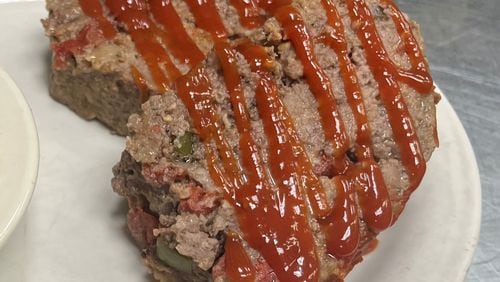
156 238 194 274
175 133 194 157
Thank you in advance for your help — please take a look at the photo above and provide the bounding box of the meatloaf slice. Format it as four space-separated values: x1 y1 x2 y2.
111 0 439 280
42 0 215 135
40 0 439 280
42 0 277 135
43 0 139 135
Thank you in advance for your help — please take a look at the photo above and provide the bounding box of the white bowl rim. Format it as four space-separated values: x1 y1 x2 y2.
0 68 39 249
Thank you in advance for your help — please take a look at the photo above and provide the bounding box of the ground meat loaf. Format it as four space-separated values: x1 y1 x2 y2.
45 0 439 281
42 0 213 135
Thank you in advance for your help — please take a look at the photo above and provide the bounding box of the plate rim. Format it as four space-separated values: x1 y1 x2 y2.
0 1 482 280
438 90 482 281
347 86 482 282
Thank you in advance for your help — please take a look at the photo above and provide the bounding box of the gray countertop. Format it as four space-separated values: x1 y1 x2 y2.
398 0 500 281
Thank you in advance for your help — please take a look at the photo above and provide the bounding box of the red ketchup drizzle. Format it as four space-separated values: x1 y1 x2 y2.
319 176 360 258
268 4 365 257
237 42 320 281
350 162 392 232
228 0 264 28
184 0 227 39
176 62 320 281
182 0 246 200
319 0 392 232
319 0 373 156
381 0 434 93
175 66 242 194
346 0 427 193
186 2 320 280
273 5 349 158
149 0 205 67
105 0 180 91
78 0 117 39
224 233 256 282
130 65 150 103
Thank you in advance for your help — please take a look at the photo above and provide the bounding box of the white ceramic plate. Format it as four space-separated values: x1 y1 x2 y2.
0 2 481 282
0 68 39 249
347 88 482 282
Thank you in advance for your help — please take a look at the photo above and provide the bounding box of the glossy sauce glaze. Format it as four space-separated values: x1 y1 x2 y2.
236 42 321 281
346 0 432 194
130 65 150 103
273 5 349 158
259 1 393 258
381 0 434 94
228 0 264 28
148 0 205 67
184 2 320 280
78 0 434 281
224 233 256 282
79 0 117 39
319 0 393 232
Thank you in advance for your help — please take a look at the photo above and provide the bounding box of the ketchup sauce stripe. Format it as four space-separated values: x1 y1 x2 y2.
78 0 117 39
318 0 393 232
236 42 320 281
264 4 359 260
273 4 350 158
346 0 428 192
185 2 320 280
81 0 184 92
232 0 427 257
224 233 256 281
149 0 205 68
319 0 373 151
381 0 434 94
228 0 264 28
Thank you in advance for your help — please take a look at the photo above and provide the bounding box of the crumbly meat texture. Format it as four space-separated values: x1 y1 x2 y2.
91 0 437 281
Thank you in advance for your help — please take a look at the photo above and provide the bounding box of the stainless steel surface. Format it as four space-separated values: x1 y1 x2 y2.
398 0 500 281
